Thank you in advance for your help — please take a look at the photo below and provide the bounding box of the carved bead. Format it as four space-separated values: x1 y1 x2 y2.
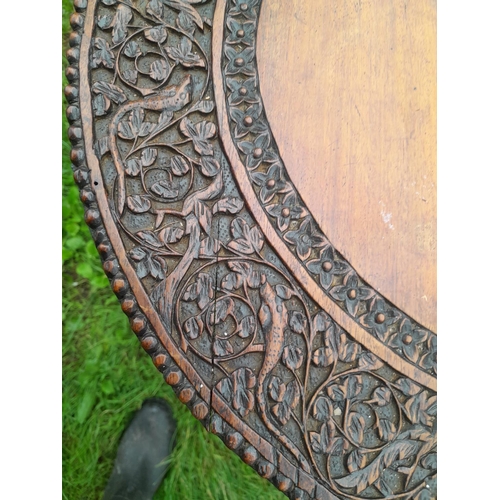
65 85 79 103
347 288 357 299
243 115 253 126
165 368 182 386
140 336 158 352
225 431 243 450
73 169 88 187
66 106 80 122
96 242 110 258
73 0 88 11
281 207 290 217
80 189 95 204
66 48 80 65
192 402 209 420
103 259 119 277
65 66 79 82
84 209 100 228
240 3 248 11
68 126 82 142
237 29 245 38
257 460 276 479
402 334 413 345
239 87 248 96
68 32 81 47
321 261 333 272
112 278 126 297
266 179 275 188
153 353 168 369
121 298 137 316
241 446 258 465
375 313 385 324
275 474 293 492
253 147 263 158
179 386 195 403
131 316 147 335
70 13 84 29
70 147 84 165
234 57 245 67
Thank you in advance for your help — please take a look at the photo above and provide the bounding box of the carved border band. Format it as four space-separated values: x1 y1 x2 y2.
65 1 437 498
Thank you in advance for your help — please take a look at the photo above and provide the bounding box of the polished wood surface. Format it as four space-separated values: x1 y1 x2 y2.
257 0 436 332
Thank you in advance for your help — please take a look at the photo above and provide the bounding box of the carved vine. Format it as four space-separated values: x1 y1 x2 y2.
80 1 438 499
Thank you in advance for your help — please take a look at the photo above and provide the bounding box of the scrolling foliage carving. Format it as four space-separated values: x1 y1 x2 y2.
66 0 436 499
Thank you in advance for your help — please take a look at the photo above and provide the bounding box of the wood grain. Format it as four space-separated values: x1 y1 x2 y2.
257 0 436 332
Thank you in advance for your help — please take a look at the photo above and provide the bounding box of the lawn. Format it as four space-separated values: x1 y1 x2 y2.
62 1 284 498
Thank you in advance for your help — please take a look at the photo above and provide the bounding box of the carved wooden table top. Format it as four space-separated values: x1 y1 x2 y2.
65 1 437 498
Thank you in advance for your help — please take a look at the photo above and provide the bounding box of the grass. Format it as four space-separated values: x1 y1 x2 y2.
62 1 284 498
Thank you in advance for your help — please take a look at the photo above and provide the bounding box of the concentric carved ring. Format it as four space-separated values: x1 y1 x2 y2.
65 1 437 498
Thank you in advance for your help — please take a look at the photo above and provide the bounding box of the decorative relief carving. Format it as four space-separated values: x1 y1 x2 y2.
220 0 437 378
66 0 436 498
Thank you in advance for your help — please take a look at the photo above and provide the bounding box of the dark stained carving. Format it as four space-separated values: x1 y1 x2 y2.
66 1 437 499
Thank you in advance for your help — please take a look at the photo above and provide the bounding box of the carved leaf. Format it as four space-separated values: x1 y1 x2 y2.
421 452 437 470
211 297 234 325
283 380 300 409
237 315 255 338
275 285 293 300
268 376 286 402
91 37 115 69
183 273 213 310
92 93 111 117
230 368 256 417
111 5 132 45
123 69 138 84
200 156 221 177
394 378 422 397
404 392 437 427
213 197 244 214
125 158 141 177
372 387 391 406
313 396 333 422
282 345 304 370
347 412 365 444
221 272 243 292
313 311 331 332
347 449 367 473
165 37 205 68
345 375 363 400
145 25 168 44
213 337 234 357
376 418 397 441
216 377 233 402
126 195 151 213
339 338 360 363
129 247 147 262
194 200 212 234
137 230 162 247
164 0 204 30
193 100 215 114
124 40 141 58
151 181 178 199
335 440 419 493
358 352 383 371
199 237 221 257
312 347 334 367
310 420 338 454
94 137 110 159
118 120 135 140
141 148 157 167
170 156 190 176
289 311 307 334
180 118 216 155
146 0 164 17
92 81 127 104
249 226 264 252
159 226 184 244
149 59 168 81
184 316 202 340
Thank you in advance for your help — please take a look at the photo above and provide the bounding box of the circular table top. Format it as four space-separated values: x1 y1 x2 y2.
65 1 437 498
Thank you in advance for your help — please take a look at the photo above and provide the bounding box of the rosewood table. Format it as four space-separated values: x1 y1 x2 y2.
65 0 437 498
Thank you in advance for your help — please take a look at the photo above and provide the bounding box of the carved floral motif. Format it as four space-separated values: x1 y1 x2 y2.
66 0 437 498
